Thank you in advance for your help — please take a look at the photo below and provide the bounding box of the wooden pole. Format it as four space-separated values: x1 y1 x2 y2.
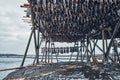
21 30 33 67
102 29 106 62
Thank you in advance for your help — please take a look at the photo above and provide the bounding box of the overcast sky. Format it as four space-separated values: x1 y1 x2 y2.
0 0 35 54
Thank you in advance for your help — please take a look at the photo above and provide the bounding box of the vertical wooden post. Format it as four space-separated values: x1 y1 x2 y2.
48 41 50 63
102 29 106 62
45 40 47 63
76 42 79 61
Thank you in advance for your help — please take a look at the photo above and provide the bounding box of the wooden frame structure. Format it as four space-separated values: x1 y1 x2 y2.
20 0 120 66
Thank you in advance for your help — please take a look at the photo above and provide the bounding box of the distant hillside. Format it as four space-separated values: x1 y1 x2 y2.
0 54 35 58
0 54 22 57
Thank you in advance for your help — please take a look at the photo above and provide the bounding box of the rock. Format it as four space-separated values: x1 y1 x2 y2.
4 62 120 80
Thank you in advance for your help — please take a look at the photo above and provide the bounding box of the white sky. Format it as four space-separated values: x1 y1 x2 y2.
0 0 34 54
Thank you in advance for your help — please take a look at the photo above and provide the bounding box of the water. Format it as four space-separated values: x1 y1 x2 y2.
0 57 33 80
0 55 75 80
